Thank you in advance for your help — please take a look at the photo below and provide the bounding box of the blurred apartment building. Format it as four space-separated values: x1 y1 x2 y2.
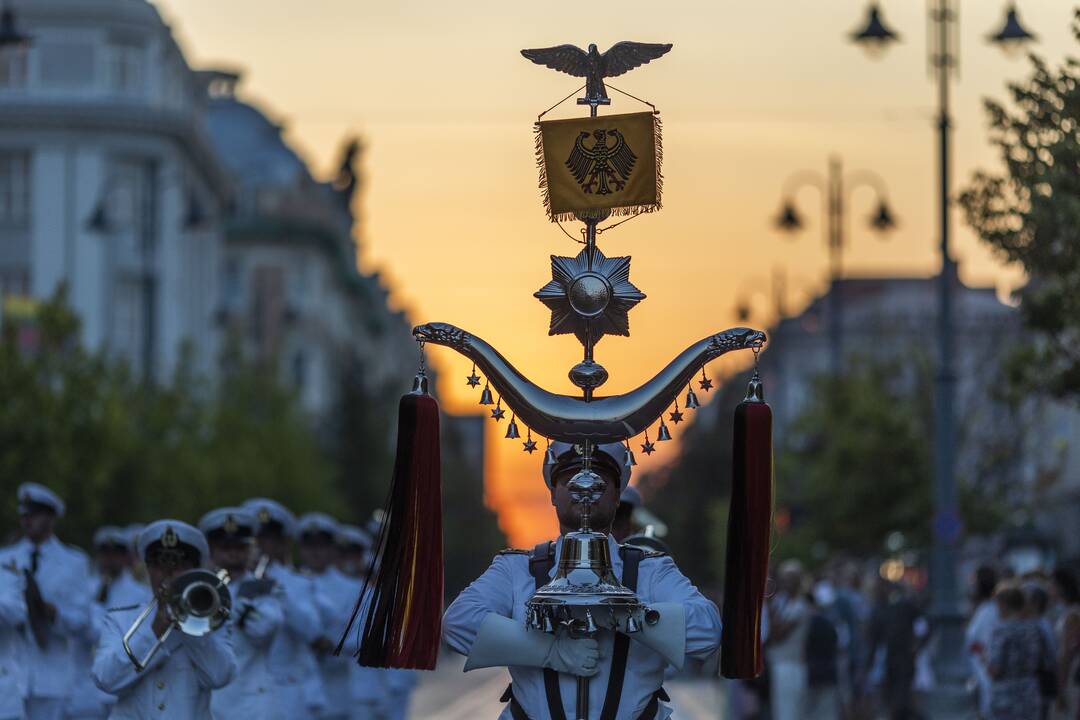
756 272 1080 562
0 0 227 380
0 0 415 418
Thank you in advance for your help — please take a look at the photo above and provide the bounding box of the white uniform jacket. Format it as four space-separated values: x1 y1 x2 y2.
443 536 722 720
0 537 91 702
264 562 327 717
0 565 28 720
92 605 237 719
210 577 285 720
68 570 151 718
311 567 363 719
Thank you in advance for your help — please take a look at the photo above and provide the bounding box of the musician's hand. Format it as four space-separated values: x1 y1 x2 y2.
152 606 172 639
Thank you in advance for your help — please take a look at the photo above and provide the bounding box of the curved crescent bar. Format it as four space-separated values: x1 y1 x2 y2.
413 322 766 444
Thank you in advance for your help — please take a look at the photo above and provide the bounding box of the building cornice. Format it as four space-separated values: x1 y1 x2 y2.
0 102 232 200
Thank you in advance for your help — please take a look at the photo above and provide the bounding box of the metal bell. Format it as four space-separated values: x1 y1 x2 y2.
479 385 493 405
657 421 672 442
505 417 521 439
685 387 700 409
625 447 637 467
584 610 598 634
625 615 641 634
542 613 554 633
545 444 558 466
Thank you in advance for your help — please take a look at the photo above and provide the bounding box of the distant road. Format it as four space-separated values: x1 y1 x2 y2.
412 653 726 719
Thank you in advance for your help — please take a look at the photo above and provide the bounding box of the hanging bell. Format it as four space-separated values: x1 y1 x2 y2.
479 384 494 405
545 443 558 466
685 386 700 409
583 610 598 634
625 444 637 468
625 615 642 634
505 416 521 439
657 421 672 442
542 613 554 633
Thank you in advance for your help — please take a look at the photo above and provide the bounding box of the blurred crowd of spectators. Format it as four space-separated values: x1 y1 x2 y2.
725 559 1080 720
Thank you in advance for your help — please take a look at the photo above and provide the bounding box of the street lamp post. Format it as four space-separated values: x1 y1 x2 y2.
773 155 896 374
850 2 1036 715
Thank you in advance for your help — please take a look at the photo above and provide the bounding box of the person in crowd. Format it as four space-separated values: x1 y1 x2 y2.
199 507 285 720
805 585 841 720
335 524 373 580
92 520 236 718
298 512 369 720
967 564 1001 718
1026 584 1058 720
68 527 151 719
0 483 91 720
865 577 926 720
1051 567 1080 720
988 583 1043 720
243 498 328 719
765 559 810 720
444 441 721 720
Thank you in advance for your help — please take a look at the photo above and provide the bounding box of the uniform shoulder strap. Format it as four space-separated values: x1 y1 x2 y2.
599 545 646 720
497 548 530 556
528 541 554 591
527 541 566 720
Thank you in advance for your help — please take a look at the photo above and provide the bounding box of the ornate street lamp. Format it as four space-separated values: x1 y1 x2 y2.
774 156 897 374
849 2 1038 715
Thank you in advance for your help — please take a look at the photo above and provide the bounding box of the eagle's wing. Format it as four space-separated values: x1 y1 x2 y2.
607 132 638 180
565 133 593 185
600 42 673 78
520 45 590 77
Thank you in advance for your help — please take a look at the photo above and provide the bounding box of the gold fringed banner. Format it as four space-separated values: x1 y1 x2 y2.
535 111 662 222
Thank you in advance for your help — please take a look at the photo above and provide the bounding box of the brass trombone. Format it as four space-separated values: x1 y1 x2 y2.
122 568 231 672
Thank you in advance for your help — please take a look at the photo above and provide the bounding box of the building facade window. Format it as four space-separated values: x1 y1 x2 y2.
107 41 145 96
0 48 28 89
0 151 30 225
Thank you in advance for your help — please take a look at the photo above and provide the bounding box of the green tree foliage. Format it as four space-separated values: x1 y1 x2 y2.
0 288 340 546
0 287 504 599
960 12 1080 402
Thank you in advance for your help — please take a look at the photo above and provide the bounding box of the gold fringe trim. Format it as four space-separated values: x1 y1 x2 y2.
534 112 664 224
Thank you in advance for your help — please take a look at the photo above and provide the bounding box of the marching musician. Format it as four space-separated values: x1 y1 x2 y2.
243 498 327 718
92 520 236 718
298 513 368 720
0 537 28 720
0 482 91 720
443 442 722 720
334 524 397 720
68 527 151 719
199 507 285 720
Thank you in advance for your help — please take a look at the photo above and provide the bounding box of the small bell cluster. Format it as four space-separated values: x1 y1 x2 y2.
465 361 717 458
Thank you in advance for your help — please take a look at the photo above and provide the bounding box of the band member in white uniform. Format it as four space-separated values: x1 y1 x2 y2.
1 483 91 720
443 443 722 720
199 507 285 720
243 498 327 718
92 520 237 719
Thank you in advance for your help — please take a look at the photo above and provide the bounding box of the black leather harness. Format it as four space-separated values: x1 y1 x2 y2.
500 541 668 720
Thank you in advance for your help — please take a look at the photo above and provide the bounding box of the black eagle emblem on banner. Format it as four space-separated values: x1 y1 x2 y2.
566 129 637 195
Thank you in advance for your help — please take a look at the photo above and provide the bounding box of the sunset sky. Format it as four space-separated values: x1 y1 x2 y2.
157 0 1075 546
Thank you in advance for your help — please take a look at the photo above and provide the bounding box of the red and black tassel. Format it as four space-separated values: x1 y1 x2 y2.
337 373 443 670
720 371 773 679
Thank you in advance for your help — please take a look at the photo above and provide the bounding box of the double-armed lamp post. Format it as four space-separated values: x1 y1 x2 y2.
773 156 896 374
849 2 1036 713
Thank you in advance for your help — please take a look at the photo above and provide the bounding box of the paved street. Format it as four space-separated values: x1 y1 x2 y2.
412 653 726 719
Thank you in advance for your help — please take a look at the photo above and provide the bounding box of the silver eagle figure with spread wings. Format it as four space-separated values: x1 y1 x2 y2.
520 42 672 107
